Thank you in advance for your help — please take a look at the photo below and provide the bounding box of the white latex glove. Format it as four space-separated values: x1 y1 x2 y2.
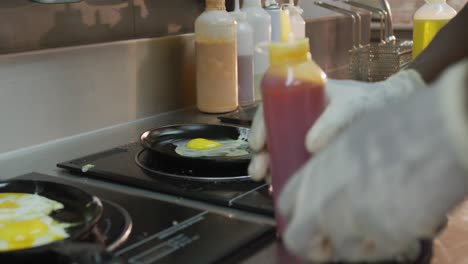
279 60 468 262
306 69 426 153
248 70 426 182
248 105 272 183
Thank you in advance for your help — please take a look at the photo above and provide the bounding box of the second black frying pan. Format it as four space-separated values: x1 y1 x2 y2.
140 124 251 171
0 180 105 263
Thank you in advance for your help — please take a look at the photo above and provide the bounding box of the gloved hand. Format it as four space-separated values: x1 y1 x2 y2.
306 69 426 153
248 105 271 182
248 70 426 182
279 60 468 262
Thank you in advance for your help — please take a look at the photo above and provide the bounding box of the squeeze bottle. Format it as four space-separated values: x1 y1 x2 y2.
195 0 238 113
412 0 456 59
262 38 327 235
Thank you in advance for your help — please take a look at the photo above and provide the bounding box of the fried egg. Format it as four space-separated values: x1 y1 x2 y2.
0 193 70 252
174 138 250 158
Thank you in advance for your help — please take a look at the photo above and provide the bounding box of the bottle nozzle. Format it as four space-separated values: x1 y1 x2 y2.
230 0 247 20
234 0 240 12
285 0 303 15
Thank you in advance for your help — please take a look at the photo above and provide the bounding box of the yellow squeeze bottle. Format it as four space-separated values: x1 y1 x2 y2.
412 0 456 59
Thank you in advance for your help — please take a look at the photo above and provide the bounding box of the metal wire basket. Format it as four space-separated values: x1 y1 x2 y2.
344 0 413 82
365 39 413 81
314 1 369 80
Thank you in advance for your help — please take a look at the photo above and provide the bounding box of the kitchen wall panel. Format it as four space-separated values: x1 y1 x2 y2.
0 0 379 57
0 0 466 54
132 0 204 38
307 14 371 77
0 0 134 54
0 35 196 154
0 0 204 54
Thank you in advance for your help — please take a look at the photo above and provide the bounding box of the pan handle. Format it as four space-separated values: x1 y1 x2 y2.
51 242 127 264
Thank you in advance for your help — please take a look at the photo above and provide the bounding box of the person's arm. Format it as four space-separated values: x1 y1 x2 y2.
409 3 468 83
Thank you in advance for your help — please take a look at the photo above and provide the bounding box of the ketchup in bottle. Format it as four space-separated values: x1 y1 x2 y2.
261 38 327 235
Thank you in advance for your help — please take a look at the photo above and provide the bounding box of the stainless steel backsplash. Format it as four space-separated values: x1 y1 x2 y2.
0 0 372 56
0 0 205 54
0 7 368 154
307 14 371 79
0 35 196 154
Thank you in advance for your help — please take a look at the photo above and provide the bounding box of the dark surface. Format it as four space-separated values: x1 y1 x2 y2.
135 148 251 182
139 124 251 171
217 104 259 126
57 142 274 216
86 200 132 251
15 173 275 264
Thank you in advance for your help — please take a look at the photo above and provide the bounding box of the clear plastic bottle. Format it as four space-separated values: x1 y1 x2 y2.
261 38 327 235
195 0 238 113
242 0 271 100
412 0 456 59
287 0 306 39
230 0 255 106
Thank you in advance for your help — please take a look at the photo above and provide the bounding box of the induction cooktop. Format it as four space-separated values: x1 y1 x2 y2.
57 142 273 216
15 173 275 264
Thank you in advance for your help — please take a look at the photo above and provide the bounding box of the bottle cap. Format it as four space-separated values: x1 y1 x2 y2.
265 0 280 9
425 0 446 3
268 38 310 65
206 0 226 11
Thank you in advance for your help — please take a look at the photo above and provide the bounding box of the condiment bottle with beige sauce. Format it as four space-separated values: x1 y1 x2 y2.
195 0 238 113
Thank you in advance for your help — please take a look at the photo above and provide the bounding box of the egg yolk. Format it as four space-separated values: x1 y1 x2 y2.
0 219 51 251
0 193 24 209
186 138 222 150
0 201 19 209
0 193 24 200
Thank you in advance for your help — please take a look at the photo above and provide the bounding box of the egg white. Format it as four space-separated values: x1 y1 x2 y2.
0 193 63 221
173 138 250 158
31 215 70 246
0 193 70 251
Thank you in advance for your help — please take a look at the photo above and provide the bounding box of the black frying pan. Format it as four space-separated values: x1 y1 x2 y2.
0 180 122 264
140 124 251 171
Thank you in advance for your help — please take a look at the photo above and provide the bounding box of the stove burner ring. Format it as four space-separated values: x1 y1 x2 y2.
90 200 133 251
135 149 251 182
